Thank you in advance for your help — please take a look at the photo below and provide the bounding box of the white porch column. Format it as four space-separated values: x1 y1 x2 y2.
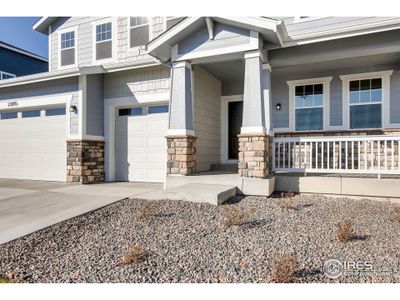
262 63 272 134
167 61 195 136
166 61 197 175
241 50 266 134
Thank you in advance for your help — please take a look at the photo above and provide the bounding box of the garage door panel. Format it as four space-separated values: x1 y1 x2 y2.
115 110 168 182
0 108 66 182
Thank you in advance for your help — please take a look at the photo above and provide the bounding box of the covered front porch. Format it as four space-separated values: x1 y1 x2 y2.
146 17 400 198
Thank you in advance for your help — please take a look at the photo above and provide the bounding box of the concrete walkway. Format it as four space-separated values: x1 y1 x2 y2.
0 179 162 245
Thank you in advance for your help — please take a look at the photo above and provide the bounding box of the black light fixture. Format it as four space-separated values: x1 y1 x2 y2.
69 105 77 113
276 103 282 111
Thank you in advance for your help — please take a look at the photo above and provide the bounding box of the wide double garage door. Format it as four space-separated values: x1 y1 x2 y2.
115 105 168 182
0 107 66 181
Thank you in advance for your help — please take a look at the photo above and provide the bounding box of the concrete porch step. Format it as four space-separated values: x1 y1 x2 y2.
138 183 237 205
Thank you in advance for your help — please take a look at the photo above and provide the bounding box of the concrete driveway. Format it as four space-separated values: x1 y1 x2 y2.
0 179 163 245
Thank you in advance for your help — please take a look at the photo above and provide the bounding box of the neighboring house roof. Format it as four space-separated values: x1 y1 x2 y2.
146 17 287 62
0 41 48 62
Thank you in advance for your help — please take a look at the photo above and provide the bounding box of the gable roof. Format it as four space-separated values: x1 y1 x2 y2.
33 17 59 35
146 17 287 62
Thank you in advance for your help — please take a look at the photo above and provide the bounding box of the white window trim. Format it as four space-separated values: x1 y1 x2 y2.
0 70 16 80
340 70 393 130
92 17 118 65
127 17 152 51
286 76 332 132
220 95 243 164
57 26 79 70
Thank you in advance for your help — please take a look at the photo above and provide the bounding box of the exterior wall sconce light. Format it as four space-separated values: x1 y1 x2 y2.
276 103 282 111
69 105 77 113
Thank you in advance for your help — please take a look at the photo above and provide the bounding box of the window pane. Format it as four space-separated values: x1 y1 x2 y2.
295 85 304 96
349 80 359 92
313 94 323 106
371 89 382 102
0 112 17 120
350 104 381 129
314 84 323 94
360 90 370 103
148 105 169 114
130 17 137 27
46 108 66 116
304 85 313 96
360 79 370 90
119 107 143 116
349 90 359 104
295 96 304 108
119 108 131 116
371 78 382 89
22 110 41 118
304 94 313 107
295 108 323 131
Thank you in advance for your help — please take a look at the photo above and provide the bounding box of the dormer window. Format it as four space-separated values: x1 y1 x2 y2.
59 27 77 68
166 17 185 30
129 17 150 48
95 22 112 61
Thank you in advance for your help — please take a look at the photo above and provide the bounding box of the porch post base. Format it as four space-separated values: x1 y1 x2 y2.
166 135 197 175
238 134 270 178
67 140 105 184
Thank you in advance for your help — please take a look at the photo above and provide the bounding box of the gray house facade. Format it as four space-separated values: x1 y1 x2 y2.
1 16 400 197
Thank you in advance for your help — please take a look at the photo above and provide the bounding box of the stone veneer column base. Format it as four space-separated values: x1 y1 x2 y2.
238 134 270 178
67 140 105 184
167 135 197 175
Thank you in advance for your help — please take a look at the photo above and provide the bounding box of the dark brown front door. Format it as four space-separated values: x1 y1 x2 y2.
228 101 243 160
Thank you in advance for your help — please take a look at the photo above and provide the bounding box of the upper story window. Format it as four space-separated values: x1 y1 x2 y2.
129 17 150 48
0 71 16 80
294 84 324 131
348 78 382 129
166 17 185 30
95 22 113 61
60 30 76 67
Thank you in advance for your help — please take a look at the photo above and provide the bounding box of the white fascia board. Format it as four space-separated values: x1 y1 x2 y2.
0 68 80 88
283 19 400 47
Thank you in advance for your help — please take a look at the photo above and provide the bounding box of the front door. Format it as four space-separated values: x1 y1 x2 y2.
228 101 243 160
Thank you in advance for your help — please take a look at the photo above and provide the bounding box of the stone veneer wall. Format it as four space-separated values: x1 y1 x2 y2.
67 140 105 184
238 134 270 178
167 136 197 175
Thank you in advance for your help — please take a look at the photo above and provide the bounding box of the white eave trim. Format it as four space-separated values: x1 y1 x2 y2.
283 18 400 47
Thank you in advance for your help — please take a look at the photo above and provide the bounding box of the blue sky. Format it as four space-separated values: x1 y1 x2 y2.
0 17 48 58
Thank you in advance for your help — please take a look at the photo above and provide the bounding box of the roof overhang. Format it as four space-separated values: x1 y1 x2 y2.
146 17 287 62
33 17 59 35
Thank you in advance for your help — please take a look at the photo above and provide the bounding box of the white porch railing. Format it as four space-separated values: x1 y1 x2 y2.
272 135 400 175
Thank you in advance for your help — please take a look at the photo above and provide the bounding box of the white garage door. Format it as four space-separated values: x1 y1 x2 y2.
0 107 66 182
115 105 168 182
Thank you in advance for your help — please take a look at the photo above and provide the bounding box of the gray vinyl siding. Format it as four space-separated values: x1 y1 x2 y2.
86 74 104 136
193 66 222 172
0 76 78 100
178 23 250 55
103 66 170 99
271 65 400 129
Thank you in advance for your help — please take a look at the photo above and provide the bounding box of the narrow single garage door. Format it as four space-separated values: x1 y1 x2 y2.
0 107 66 181
115 105 168 182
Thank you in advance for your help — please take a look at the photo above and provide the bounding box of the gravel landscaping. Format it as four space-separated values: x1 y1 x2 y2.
1 194 399 283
